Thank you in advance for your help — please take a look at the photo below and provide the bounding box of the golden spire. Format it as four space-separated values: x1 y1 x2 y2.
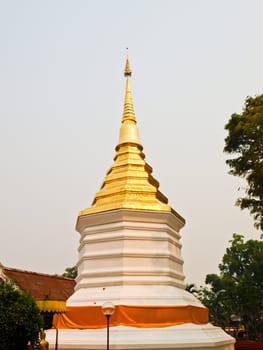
79 53 177 217
118 50 140 146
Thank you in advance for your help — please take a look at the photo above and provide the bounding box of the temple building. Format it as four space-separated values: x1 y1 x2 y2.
46 54 234 349
0 263 75 328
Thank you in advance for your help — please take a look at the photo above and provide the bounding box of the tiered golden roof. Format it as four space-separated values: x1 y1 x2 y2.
79 55 173 216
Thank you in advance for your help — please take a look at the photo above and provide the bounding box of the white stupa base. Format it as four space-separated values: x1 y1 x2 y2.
46 323 234 350
67 285 203 307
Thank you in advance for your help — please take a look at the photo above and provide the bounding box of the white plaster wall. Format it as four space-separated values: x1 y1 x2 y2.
68 209 191 306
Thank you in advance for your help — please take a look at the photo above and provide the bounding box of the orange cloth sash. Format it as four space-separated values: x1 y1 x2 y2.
53 305 208 329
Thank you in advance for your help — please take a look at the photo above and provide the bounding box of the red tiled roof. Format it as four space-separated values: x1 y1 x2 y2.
235 342 263 350
3 267 75 302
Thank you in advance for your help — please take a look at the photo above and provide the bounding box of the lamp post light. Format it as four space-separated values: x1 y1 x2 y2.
230 314 241 338
102 302 115 350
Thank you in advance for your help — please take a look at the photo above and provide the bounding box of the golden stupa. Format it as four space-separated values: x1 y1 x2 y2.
79 53 177 216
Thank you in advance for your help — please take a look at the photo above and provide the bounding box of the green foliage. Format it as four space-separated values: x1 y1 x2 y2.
196 234 263 340
0 282 43 350
62 265 77 279
224 94 263 231
185 283 199 295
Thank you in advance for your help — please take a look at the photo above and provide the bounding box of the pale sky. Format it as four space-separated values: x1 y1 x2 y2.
0 0 262 287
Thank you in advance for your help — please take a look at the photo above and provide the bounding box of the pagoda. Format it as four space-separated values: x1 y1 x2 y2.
46 53 234 350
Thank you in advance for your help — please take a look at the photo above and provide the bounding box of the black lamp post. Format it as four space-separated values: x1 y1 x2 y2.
102 302 115 350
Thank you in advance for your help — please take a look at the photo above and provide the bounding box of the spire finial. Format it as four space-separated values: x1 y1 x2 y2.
124 48 132 77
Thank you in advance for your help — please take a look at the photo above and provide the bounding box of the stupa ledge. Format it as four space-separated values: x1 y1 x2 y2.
76 209 185 234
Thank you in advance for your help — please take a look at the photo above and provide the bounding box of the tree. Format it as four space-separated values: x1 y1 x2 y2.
186 281 231 330
0 282 43 350
63 265 77 279
224 94 263 231
198 234 263 340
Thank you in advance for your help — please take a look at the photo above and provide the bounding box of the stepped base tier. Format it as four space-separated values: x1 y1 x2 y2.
67 209 193 308
46 324 234 350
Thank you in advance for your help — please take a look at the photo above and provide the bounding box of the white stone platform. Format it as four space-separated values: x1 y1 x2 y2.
46 323 235 350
